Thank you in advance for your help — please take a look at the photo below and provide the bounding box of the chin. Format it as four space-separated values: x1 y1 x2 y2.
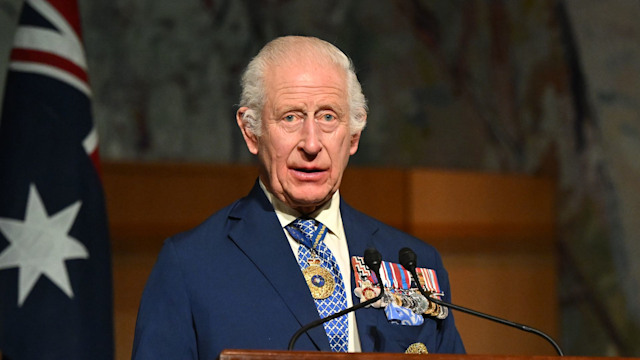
288 193 332 212
292 196 325 207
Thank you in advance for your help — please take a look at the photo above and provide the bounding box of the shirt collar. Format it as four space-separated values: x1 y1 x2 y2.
259 180 341 235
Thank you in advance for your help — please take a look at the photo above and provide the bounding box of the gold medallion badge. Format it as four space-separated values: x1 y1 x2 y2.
302 259 335 299
405 342 428 354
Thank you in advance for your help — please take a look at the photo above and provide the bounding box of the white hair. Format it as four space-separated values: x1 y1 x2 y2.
238 36 367 136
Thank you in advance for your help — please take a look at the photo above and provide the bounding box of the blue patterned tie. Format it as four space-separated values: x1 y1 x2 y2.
286 218 348 352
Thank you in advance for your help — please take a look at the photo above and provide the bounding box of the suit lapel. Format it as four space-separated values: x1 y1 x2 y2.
340 201 382 353
227 182 331 351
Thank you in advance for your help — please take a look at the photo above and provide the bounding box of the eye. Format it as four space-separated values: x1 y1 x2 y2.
316 112 340 132
279 113 303 132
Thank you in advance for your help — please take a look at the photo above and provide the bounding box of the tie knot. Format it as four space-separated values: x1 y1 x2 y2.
286 218 327 250
291 218 317 237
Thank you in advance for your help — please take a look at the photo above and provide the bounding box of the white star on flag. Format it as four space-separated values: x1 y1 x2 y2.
0 183 89 306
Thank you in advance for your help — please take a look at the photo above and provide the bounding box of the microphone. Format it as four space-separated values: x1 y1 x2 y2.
398 247 564 356
288 247 385 351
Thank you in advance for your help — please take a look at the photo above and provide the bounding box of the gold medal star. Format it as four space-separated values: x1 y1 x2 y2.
0 184 88 306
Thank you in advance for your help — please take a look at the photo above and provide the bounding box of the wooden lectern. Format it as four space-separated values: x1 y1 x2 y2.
219 350 630 360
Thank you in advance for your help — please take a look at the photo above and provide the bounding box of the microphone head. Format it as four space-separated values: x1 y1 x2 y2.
363 248 382 272
398 247 417 272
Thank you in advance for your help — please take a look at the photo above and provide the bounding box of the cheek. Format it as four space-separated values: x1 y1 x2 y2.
332 136 355 163
262 138 294 171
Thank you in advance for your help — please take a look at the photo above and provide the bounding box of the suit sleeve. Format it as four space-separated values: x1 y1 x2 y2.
132 239 198 359
428 249 466 353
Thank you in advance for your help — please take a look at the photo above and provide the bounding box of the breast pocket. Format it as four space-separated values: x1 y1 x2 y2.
371 315 439 353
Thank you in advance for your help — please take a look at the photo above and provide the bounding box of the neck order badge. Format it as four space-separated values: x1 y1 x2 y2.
287 219 335 299
286 218 348 352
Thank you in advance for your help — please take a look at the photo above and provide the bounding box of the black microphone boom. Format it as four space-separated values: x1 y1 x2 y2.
398 247 564 356
287 248 385 351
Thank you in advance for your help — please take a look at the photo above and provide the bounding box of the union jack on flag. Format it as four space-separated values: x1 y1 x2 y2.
0 0 114 358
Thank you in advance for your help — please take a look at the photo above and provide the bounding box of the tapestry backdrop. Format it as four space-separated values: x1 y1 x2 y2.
1 0 639 356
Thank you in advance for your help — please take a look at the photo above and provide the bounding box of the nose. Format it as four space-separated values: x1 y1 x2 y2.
299 116 322 155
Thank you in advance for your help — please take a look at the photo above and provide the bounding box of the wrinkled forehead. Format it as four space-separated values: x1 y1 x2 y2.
262 64 348 113
263 55 348 91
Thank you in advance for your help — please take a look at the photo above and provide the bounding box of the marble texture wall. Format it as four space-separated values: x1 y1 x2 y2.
1 0 639 356
563 1 640 354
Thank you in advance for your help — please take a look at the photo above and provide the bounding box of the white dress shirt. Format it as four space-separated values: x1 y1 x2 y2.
259 181 362 352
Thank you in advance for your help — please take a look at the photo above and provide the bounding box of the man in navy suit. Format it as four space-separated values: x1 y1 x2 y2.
132 36 465 359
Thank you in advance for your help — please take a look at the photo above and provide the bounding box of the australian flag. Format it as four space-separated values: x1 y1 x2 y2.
0 0 114 359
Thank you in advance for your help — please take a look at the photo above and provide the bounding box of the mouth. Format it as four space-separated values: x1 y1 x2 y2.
295 168 323 173
290 167 327 180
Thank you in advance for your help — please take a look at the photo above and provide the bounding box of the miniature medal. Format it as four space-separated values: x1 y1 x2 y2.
424 298 438 316
302 258 335 299
436 304 449 319
360 280 378 300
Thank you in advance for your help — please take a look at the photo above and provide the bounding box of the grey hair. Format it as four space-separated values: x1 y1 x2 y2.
238 36 367 136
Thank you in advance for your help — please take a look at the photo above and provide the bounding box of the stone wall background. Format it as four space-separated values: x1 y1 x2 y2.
1 0 639 355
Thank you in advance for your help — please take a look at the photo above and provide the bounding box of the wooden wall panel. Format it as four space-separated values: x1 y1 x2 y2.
101 162 557 359
340 167 408 231
104 162 258 252
408 170 556 252
446 252 558 355
406 169 558 355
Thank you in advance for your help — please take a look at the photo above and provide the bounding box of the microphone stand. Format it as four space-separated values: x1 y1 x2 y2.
399 247 564 356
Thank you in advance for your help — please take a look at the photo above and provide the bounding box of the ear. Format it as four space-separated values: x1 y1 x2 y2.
236 107 259 155
349 130 362 155
349 114 365 155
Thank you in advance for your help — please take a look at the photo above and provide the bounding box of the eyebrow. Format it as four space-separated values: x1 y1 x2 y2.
275 104 345 116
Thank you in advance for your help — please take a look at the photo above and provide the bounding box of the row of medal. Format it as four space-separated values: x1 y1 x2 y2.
356 280 449 320
351 256 449 321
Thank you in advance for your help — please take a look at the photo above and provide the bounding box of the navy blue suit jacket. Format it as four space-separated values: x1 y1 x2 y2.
132 182 465 359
